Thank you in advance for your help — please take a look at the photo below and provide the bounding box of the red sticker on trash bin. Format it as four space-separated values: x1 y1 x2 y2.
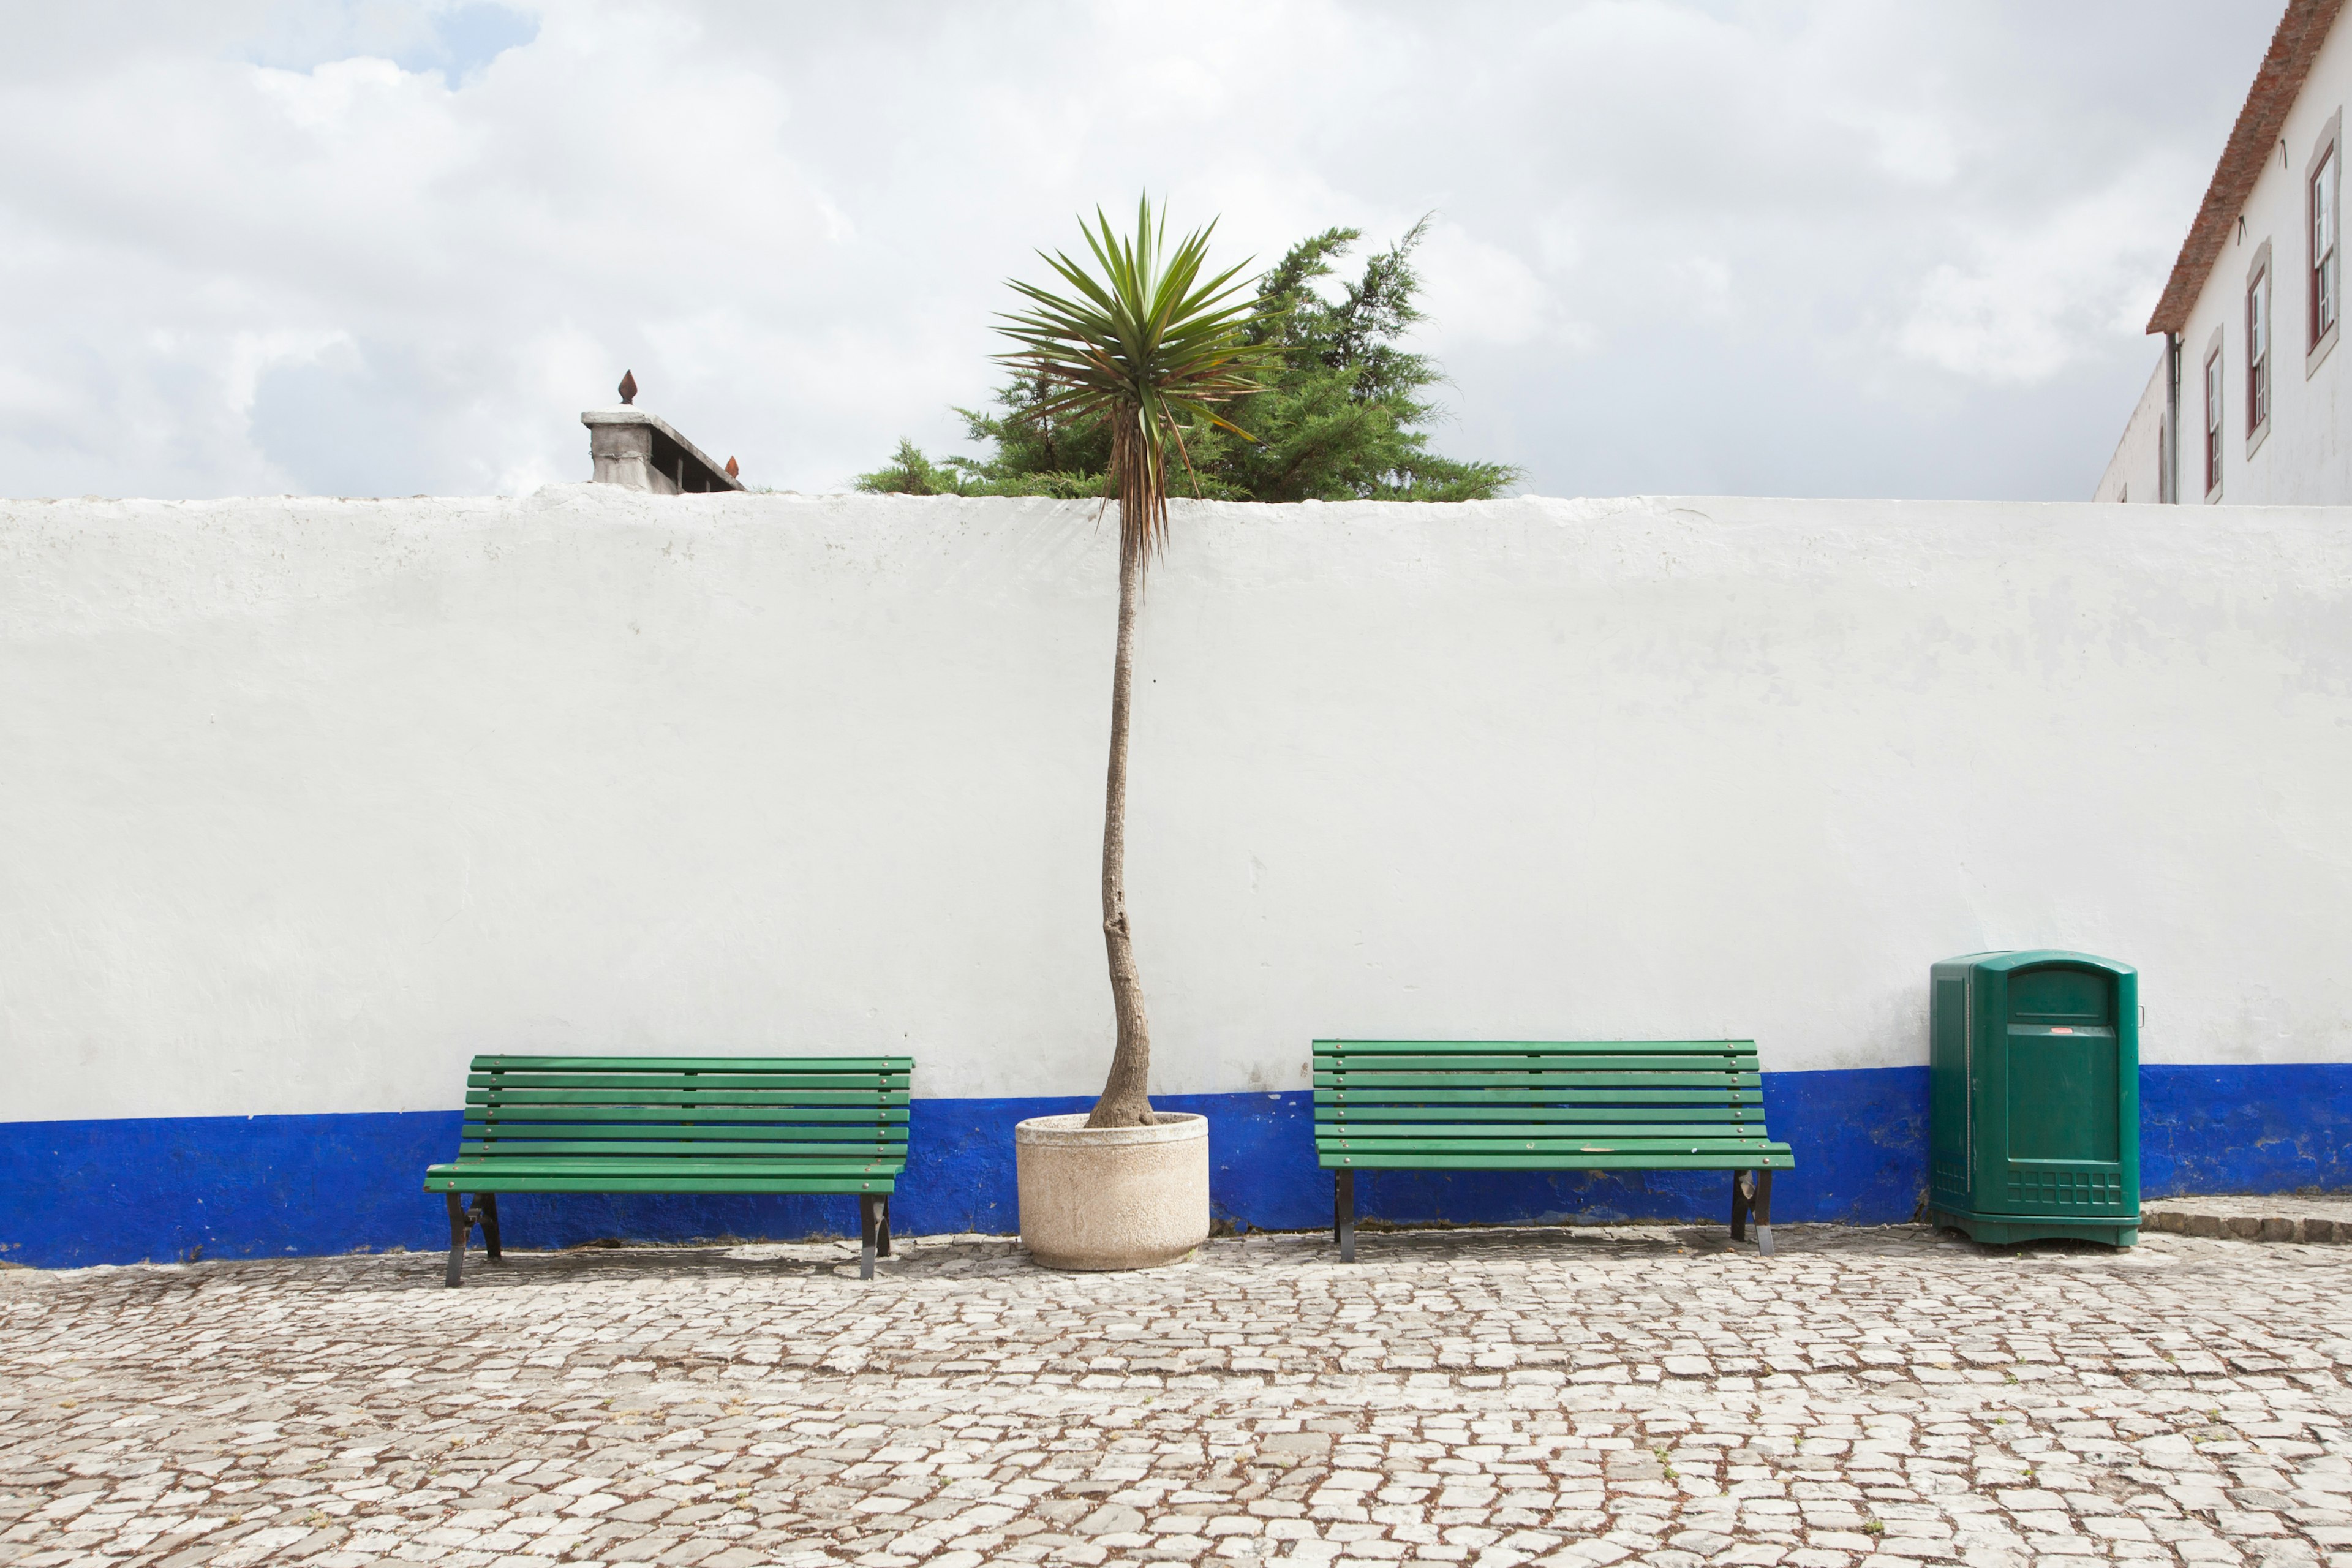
2049 1027 2074 1034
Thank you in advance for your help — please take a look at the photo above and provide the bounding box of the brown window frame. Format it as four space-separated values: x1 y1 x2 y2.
2309 110 2342 375
2248 241 2272 456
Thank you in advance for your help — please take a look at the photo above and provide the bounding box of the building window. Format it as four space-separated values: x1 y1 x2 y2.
2204 347 2223 497
2315 155 2337 341
2248 257 2271 440
2311 113 2342 373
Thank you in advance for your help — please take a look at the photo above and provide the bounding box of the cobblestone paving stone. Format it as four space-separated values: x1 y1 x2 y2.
3 1223 2349 1568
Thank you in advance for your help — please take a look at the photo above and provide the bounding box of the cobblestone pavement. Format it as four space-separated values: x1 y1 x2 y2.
4 1223 2350 1568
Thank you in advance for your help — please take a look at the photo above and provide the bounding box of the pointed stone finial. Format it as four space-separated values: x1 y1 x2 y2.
617 369 638 405
725 456 739 478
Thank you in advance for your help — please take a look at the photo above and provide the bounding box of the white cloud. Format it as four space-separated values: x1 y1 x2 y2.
1414 222 1591 352
224 328 357 417
1895 163 2201 385
0 1 2285 502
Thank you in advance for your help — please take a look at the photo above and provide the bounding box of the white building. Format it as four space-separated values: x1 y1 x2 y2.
2099 0 2352 504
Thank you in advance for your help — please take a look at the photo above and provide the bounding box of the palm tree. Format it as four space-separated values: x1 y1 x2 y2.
997 198 1272 1129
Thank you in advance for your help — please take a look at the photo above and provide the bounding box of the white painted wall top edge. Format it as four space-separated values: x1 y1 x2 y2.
16 484 2352 516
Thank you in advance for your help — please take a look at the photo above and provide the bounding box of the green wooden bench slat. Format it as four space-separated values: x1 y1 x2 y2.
459 1152 906 1166
1321 1105 1762 1124
464 1120 903 1141
1318 1123 1774 1141
1316 1055 1755 1074
1317 1072 1759 1086
466 1086 898 1100
461 1139 905 1158
1322 1134 1782 1152
471 1055 913 1072
1317 1057 1754 1072
475 1067 908 1081
1326 1151 1792 1170
469 1071 907 1091
468 1088 910 1107
1314 1039 1755 1055
424 1174 899 1194
466 1105 910 1126
470 1068 910 1085
1317 1100 1759 1109
1326 1128 1778 1142
1316 1086 1761 1105
431 1156 899 1175
1316 1071 1760 1089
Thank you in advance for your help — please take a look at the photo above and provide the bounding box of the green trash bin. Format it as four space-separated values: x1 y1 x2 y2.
1928 950 2139 1246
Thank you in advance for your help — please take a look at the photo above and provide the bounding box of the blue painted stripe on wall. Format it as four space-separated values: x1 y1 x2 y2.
2 1064 2341 1268
2141 1063 2352 1195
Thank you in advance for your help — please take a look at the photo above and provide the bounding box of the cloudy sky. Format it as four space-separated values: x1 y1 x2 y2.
1 1 2281 502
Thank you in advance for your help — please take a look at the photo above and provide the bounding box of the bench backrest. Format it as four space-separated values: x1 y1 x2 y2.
1313 1038 1770 1148
459 1054 911 1170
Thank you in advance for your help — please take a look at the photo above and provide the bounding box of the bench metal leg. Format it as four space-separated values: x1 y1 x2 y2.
1732 1170 1776 1256
444 1192 475 1287
480 1193 502 1261
1335 1170 1356 1263
858 1193 880 1281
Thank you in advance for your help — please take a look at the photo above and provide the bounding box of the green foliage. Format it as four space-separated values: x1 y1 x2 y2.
953 371 1114 499
858 217 1520 503
853 437 985 497
989 197 1276 559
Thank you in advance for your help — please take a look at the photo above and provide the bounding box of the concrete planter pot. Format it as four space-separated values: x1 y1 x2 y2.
1014 1112 1210 1270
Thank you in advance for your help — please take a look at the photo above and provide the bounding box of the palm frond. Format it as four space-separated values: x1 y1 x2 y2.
992 197 1280 565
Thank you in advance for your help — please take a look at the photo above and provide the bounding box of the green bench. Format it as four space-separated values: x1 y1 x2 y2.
424 1054 912 1286
1314 1039 1793 1259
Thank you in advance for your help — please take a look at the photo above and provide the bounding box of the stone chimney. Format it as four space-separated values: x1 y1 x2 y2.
582 371 746 494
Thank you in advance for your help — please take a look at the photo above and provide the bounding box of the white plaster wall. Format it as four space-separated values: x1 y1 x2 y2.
2169 11 2352 503
7 486 2352 1123
2094 352 2167 503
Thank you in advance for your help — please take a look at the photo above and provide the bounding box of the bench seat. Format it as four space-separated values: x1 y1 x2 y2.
1315 1039 1792 1257
424 1054 911 1284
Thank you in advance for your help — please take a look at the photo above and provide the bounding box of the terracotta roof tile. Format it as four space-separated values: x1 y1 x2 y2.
2147 0 2346 334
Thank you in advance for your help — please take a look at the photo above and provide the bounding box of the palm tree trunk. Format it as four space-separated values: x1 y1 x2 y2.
1088 451 1156 1128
